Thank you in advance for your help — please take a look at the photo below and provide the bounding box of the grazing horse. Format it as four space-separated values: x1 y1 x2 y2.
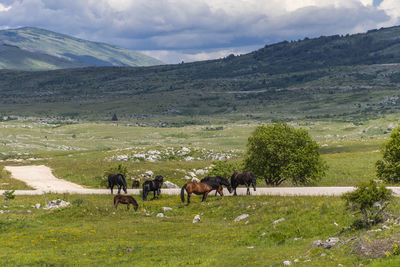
114 195 139 211
107 174 127 194
180 182 215 205
142 175 163 201
132 180 140 189
200 176 233 196
230 172 257 196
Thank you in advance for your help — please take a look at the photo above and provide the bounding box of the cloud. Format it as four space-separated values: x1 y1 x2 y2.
0 0 396 63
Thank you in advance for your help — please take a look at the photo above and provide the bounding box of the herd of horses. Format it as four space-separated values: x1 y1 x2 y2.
108 171 257 209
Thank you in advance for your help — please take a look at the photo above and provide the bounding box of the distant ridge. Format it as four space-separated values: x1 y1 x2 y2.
0 27 163 70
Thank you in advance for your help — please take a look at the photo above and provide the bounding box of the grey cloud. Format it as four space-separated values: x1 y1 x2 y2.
0 0 393 63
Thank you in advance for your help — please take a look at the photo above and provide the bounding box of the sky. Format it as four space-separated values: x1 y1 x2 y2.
0 0 400 63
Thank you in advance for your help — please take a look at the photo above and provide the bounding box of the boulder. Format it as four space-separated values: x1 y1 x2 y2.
43 199 71 210
193 215 201 223
163 181 179 188
192 177 200 183
156 213 164 217
162 207 172 212
234 214 249 222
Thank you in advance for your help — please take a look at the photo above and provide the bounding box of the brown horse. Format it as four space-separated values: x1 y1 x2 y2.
180 182 222 204
114 195 139 211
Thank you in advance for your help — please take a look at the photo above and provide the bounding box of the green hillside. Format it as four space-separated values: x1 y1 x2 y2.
2 26 400 122
0 27 163 70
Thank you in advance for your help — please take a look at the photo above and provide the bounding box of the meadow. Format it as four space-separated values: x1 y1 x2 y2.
1 193 400 266
1 117 400 266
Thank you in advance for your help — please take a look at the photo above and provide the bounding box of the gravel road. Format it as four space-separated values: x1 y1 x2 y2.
3 165 400 196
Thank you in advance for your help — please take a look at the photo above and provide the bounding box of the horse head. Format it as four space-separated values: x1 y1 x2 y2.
219 176 233 193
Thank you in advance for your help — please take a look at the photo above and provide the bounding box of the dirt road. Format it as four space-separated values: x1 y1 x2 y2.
3 165 400 196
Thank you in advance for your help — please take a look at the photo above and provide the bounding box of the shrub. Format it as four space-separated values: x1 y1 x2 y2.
244 122 327 186
376 126 400 183
3 190 15 200
103 164 129 180
342 180 392 229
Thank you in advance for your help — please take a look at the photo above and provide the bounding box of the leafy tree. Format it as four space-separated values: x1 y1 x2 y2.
376 126 400 183
111 113 118 121
342 180 392 229
244 122 327 186
209 160 243 179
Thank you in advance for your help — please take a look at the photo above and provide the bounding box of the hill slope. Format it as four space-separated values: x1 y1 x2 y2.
2 26 400 122
0 27 163 70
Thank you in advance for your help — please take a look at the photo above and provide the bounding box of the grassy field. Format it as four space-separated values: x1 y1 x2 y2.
1 193 400 266
0 117 396 189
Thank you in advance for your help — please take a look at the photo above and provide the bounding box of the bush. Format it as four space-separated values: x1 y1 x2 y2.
103 164 129 180
3 190 15 200
208 160 243 178
244 122 327 186
376 126 400 183
342 180 392 229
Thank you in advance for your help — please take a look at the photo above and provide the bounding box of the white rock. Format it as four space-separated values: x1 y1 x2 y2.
193 215 201 223
333 222 339 226
195 169 205 175
234 214 249 222
27 210 32 213
283 260 291 266
163 181 179 188
321 253 327 256
184 156 194 161
188 172 196 177
294 259 299 263
156 213 164 217
273 218 285 224
35 203 41 209
192 177 200 183
247 246 254 249
162 207 172 212
143 171 154 178
43 199 71 210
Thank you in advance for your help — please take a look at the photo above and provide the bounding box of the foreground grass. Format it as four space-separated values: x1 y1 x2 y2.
0 166 32 190
2 194 399 266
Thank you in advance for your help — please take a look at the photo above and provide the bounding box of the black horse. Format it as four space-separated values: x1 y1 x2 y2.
142 175 164 201
200 176 233 196
230 172 256 195
107 173 127 194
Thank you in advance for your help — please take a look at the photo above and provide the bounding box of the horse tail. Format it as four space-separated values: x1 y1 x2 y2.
142 182 148 201
180 183 187 202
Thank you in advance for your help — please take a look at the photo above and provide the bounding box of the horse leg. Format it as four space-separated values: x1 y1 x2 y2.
217 186 223 196
246 184 250 195
110 185 114 195
152 190 156 200
118 185 121 194
127 204 130 211
233 186 237 196
187 193 191 205
202 192 210 202
114 199 119 209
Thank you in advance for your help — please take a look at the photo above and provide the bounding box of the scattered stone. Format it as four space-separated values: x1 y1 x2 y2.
321 253 327 256
156 213 164 218
43 199 71 210
312 237 339 249
273 218 285 224
294 259 299 263
162 207 172 212
245 221 249 225
34 203 41 209
193 215 201 223
188 172 196 178
234 214 249 222
382 225 390 230
27 210 32 213
184 156 194 161
333 222 339 226
367 229 382 233
191 177 200 183
195 169 206 175
247 246 254 249
3 205 8 208
294 237 302 241
184 175 191 180
261 232 266 236
143 171 154 178
126 247 133 252
163 181 179 188
283 260 291 266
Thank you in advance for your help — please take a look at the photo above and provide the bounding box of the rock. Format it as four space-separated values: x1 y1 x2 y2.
193 215 201 223
261 232 266 236
234 214 249 222
195 169 205 175
321 253 327 256
247 246 254 249
273 218 285 224
43 199 71 210
126 247 133 252
163 181 179 188
156 213 164 217
184 175 191 180
312 237 339 249
294 259 299 263
35 203 41 209
184 156 194 161
382 225 390 230
27 210 32 213
188 172 196 178
283 260 291 266
333 222 339 226
162 207 172 212
192 177 200 183
143 171 154 178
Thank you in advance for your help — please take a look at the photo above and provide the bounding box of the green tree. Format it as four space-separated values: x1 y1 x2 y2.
376 126 400 183
244 122 327 186
209 160 243 178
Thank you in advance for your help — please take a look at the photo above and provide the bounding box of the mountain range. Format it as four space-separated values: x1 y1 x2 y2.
0 27 163 70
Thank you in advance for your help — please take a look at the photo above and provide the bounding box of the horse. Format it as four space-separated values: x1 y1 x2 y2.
132 180 140 189
142 175 163 201
230 171 256 196
180 182 215 205
107 173 127 194
114 195 138 211
200 176 233 196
